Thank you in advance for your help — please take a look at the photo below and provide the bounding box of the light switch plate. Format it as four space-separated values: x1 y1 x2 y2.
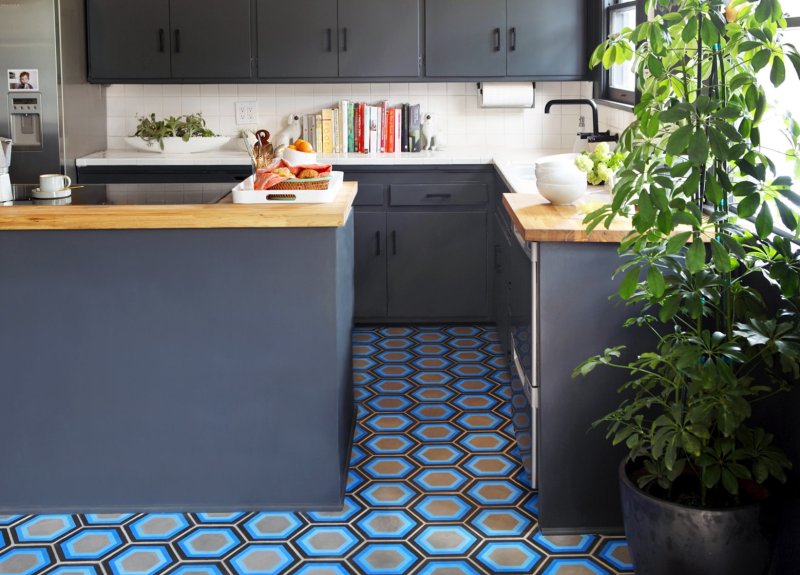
235 101 258 125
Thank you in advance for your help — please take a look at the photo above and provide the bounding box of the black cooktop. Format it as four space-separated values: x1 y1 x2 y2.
3 184 229 205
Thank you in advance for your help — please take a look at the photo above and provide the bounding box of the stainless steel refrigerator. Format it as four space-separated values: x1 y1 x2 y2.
0 0 106 185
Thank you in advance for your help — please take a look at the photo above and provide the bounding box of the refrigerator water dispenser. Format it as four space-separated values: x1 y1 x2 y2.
9 94 43 150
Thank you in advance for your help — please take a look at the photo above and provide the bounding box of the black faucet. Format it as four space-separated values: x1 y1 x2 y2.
543 99 618 143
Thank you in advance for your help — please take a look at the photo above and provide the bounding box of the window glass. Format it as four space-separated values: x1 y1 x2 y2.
608 4 637 93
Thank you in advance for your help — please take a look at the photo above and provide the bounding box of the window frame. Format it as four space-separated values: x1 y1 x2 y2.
600 0 642 106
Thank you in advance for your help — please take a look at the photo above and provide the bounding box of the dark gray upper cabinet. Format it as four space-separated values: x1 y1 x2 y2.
338 0 421 78
507 0 586 77
426 0 586 79
257 0 339 78
88 0 252 81
425 0 507 78
87 0 171 80
170 0 252 79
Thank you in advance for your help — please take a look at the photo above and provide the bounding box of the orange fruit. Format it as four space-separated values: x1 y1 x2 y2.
287 144 297 150
295 139 314 153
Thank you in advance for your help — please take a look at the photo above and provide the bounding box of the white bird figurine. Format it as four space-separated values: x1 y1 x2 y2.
276 114 302 148
422 113 436 151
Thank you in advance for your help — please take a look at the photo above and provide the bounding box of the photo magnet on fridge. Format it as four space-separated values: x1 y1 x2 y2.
8 69 39 91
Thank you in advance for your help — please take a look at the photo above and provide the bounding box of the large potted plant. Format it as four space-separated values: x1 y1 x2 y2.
575 0 800 573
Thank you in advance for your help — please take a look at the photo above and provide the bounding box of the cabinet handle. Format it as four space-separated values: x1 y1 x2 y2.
509 27 516 52
425 193 451 199
174 29 181 53
391 230 397 255
493 28 501 52
375 230 381 256
342 27 348 52
158 28 165 53
326 28 332 52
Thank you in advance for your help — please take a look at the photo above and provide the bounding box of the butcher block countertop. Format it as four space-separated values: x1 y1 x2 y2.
502 192 635 243
0 182 357 231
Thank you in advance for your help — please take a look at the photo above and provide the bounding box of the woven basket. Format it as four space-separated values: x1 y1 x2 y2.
271 177 331 190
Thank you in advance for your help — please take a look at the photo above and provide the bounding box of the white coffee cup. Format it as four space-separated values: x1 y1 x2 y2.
40 173 71 193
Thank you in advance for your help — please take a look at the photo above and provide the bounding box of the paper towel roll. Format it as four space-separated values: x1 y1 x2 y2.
479 82 535 108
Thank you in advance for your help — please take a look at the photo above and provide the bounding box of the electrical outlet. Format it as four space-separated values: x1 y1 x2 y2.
235 101 258 125
578 115 586 128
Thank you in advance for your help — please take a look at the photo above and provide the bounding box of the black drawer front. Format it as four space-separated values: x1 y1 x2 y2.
353 184 386 206
389 183 488 206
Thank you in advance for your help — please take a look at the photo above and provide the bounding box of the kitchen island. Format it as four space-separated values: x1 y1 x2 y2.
0 184 357 513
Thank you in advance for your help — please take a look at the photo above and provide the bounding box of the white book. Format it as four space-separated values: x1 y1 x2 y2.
394 108 402 153
362 105 371 153
339 100 349 155
369 106 378 154
333 108 339 154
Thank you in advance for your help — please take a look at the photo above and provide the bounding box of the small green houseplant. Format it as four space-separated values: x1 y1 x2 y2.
575 0 800 572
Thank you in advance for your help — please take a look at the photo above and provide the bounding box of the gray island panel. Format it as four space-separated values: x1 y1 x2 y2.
0 217 354 512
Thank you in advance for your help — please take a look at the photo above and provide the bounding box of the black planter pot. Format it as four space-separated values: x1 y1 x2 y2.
619 460 775 575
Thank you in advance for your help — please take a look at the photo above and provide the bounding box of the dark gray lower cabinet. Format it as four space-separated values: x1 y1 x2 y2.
349 167 492 322
387 212 487 318
354 211 387 318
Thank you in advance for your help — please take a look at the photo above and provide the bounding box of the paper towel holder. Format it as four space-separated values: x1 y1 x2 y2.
477 82 536 108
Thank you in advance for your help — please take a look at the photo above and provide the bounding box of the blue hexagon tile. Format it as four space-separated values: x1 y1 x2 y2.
0 325 632 575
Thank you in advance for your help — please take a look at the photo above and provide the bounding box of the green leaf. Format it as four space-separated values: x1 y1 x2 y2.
755 0 773 23
775 199 799 231
705 175 724 204
689 129 709 166
681 16 698 43
659 294 681 322
754 90 768 125
647 266 666 298
755 203 774 238
700 17 718 47
711 239 733 272
752 49 772 73
770 56 786 87
647 53 664 76
666 124 694 156
665 231 692 254
686 238 706 273
737 193 761 218
619 267 640 300
660 104 690 123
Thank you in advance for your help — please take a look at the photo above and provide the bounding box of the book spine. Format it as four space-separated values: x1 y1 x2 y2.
340 100 349 154
401 104 409 152
386 108 394 153
321 109 334 154
332 108 339 154
379 101 387 153
394 108 401 153
409 104 421 152
348 102 355 153
363 104 371 153
315 113 323 154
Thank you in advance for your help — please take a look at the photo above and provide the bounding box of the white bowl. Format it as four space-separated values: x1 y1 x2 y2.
535 152 580 166
537 180 588 205
535 171 587 187
281 147 318 165
125 136 230 154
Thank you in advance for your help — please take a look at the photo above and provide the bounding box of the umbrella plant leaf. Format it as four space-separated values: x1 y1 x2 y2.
666 124 694 156
686 238 706 273
770 56 785 87
689 129 709 166
755 203 774 238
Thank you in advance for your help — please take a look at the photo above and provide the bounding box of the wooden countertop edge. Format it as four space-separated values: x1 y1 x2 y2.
0 183 358 230
502 193 634 243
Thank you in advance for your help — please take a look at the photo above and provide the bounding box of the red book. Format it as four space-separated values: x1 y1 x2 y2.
386 108 395 153
355 103 363 153
379 101 387 153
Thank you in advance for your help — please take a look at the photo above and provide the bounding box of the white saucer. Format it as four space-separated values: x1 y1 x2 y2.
31 187 72 199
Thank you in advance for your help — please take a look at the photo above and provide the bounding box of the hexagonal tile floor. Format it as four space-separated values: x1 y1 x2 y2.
0 325 632 574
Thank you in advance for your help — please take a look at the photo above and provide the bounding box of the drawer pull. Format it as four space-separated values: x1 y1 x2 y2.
326 28 332 52
375 230 381 256
425 193 452 199
493 28 501 52
174 29 181 53
342 27 348 52
509 27 517 52
391 230 397 255
158 29 165 53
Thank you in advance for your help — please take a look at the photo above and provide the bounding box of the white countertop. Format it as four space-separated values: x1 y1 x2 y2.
76 147 564 168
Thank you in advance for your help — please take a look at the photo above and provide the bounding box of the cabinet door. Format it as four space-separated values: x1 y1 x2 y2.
170 0 252 79
338 0 421 78
507 0 586 77
387 212 488 318
425 0 506 77
257 0 338 78
354 211 388 319
87 0 171 80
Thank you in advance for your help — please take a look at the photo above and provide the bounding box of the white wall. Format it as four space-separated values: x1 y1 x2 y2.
105 81 630 153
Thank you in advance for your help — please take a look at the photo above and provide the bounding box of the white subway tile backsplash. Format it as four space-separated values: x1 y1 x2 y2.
104 81 635 151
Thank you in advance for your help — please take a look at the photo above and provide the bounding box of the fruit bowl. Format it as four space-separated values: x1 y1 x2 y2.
125 136 230 154
282 147 317 165
537 180 587 205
